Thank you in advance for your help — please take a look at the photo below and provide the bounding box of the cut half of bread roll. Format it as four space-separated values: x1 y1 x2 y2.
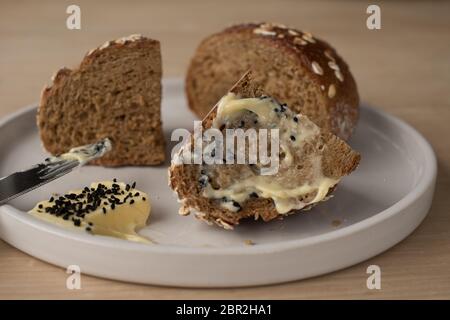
169 72 360 229
186 22 359 140
38 34 165 166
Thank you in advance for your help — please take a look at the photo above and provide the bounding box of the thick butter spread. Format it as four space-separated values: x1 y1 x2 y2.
202 93 340 214
29 181 151 243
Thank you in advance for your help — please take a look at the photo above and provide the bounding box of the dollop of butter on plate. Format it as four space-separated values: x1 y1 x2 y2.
29 181 151 243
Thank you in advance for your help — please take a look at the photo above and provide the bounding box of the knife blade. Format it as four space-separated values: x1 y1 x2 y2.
0 138 112 205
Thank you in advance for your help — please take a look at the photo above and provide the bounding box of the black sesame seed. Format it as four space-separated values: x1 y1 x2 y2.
274 108 279 113
142 197 146 201
131 182 136 189
290 135 296 141
88 222 93 226
111 203 115 210
130 199 135 205
293 116 299 123
134 192 140 197
73 219 81 227
102 207 106 214
125 184 130 191
210 149 216 157
86 227 92 232
38 204 43 209
250 192 259 198
113 178 117 182
49 197 54 202
232 201 241 208
198 175 209 188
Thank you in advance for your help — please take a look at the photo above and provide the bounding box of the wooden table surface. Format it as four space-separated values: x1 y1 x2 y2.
1 0 449 299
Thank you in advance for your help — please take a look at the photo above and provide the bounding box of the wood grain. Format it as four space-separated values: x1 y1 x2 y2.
1 0 449 299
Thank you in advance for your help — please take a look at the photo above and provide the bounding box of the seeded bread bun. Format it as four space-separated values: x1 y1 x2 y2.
38 34 165 166
186 22 359 140
169 72 360 229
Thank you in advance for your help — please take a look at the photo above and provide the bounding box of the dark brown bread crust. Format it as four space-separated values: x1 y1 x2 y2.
170 72 360 228
186 22 359 140
38 35 165 166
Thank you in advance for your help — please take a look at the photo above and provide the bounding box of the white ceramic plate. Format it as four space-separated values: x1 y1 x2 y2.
0 79 436 287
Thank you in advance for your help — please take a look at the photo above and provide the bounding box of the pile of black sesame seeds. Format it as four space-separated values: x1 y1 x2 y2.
34 179 146 231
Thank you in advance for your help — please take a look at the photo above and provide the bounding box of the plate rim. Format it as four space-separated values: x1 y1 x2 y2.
0 79 437 256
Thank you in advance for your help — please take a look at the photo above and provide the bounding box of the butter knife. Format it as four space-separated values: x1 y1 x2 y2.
0 138 112 205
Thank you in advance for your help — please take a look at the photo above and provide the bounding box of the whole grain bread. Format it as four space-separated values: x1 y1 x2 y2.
38 34 165 166
186 22 359 140
169 71 360 229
